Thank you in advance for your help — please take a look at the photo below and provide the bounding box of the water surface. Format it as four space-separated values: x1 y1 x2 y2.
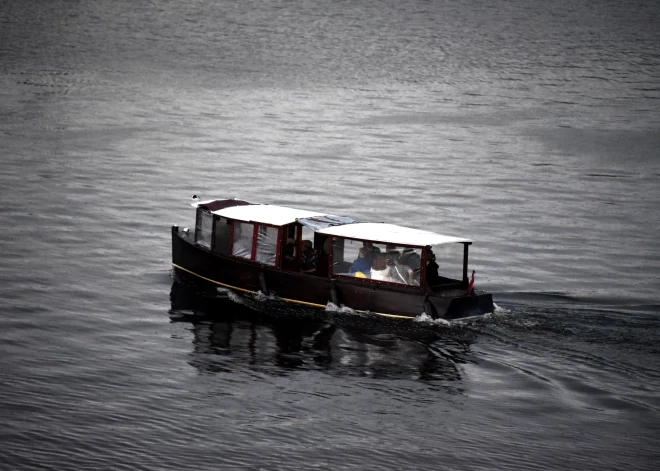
0 0 659 469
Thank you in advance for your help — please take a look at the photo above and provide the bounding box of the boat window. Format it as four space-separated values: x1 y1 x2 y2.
428 243 464 284
212 216 230 255
331 238 420 286
255 225 278 266
232 221 255 259
195 209 213 249
395 247 422 284
281 224 299 271
283 224 298 257
302 225 315 247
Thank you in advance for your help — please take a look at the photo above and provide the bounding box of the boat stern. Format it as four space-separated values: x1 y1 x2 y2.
426 291 494 320
446 292 494 319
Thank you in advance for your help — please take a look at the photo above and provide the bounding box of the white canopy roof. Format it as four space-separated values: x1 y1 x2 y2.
317 222 471 246
212 204 326 226
198 199 471 245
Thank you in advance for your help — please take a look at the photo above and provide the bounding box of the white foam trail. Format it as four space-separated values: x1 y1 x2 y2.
414 313 451 325
493 302 510 313
217 286 247 304
325 302 358 315
414 312 434 323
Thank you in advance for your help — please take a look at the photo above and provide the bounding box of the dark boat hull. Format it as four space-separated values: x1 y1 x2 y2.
172 226 493 320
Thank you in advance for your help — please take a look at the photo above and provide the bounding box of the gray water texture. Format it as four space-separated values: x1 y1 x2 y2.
0 0 659 470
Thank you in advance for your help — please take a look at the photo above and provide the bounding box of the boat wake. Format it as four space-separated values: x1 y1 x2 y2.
217 286 247 305
214 284 501 330
414 312 451 326
325 302 359 315
493 302 510 313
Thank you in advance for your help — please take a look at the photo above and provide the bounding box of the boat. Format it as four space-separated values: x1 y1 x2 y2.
171 197 494 321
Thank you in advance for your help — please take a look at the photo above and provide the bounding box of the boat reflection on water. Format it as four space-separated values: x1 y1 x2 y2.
169 281 477 385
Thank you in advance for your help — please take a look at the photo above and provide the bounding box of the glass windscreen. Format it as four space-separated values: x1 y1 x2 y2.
299 226 319 272
232 222 254 259
428 243 464 283
332 238 421 286
195 210 213 249
255 225 278 266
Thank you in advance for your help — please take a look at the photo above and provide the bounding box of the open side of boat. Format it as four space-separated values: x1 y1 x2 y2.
172 198 493 320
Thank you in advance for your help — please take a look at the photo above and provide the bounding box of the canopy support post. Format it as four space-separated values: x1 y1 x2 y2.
463 243 470 282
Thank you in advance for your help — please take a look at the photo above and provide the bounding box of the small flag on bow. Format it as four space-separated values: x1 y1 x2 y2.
467 270 475 295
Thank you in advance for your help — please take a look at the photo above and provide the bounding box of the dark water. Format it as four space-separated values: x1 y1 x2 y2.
1 0 659 469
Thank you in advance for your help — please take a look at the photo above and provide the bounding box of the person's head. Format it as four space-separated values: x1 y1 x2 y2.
358 247 368 258
302 240 313 251
372 254 388 271
363 241 373 249
385 245 399 265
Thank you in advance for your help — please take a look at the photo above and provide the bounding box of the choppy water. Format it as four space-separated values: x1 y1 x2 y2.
1 0 659 469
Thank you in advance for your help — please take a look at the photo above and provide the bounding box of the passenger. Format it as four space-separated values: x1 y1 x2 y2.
300 240 317 273
425 249 441 286
391 257 415 285
350 247 373 277
399 248 421 270
385 245 401 267
370 254 393 282
398 248 420 283
362 241 380 262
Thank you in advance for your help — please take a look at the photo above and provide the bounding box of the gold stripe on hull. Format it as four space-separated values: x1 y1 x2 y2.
172 263 413 320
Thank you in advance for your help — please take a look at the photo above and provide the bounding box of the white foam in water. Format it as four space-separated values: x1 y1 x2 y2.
414 312 434 323
414 312 451 326
216 286 253 305
226 289 246 305
493 302 509 313
325 302 358 315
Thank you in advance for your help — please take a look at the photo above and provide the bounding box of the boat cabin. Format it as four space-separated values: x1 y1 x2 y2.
191 199 472 290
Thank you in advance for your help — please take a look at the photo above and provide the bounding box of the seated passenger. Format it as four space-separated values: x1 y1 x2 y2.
362 241 381 262
300 240 317 273
370 254 393 282
385 245 401 266
399 248 421 270
350 247 373 277
391 258 415 285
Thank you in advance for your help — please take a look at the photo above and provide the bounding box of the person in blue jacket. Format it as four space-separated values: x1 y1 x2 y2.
350 247 373 277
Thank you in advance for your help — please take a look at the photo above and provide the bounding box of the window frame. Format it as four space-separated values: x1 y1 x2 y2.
228 220 282 267
195 208 214 250
254 223 281 267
